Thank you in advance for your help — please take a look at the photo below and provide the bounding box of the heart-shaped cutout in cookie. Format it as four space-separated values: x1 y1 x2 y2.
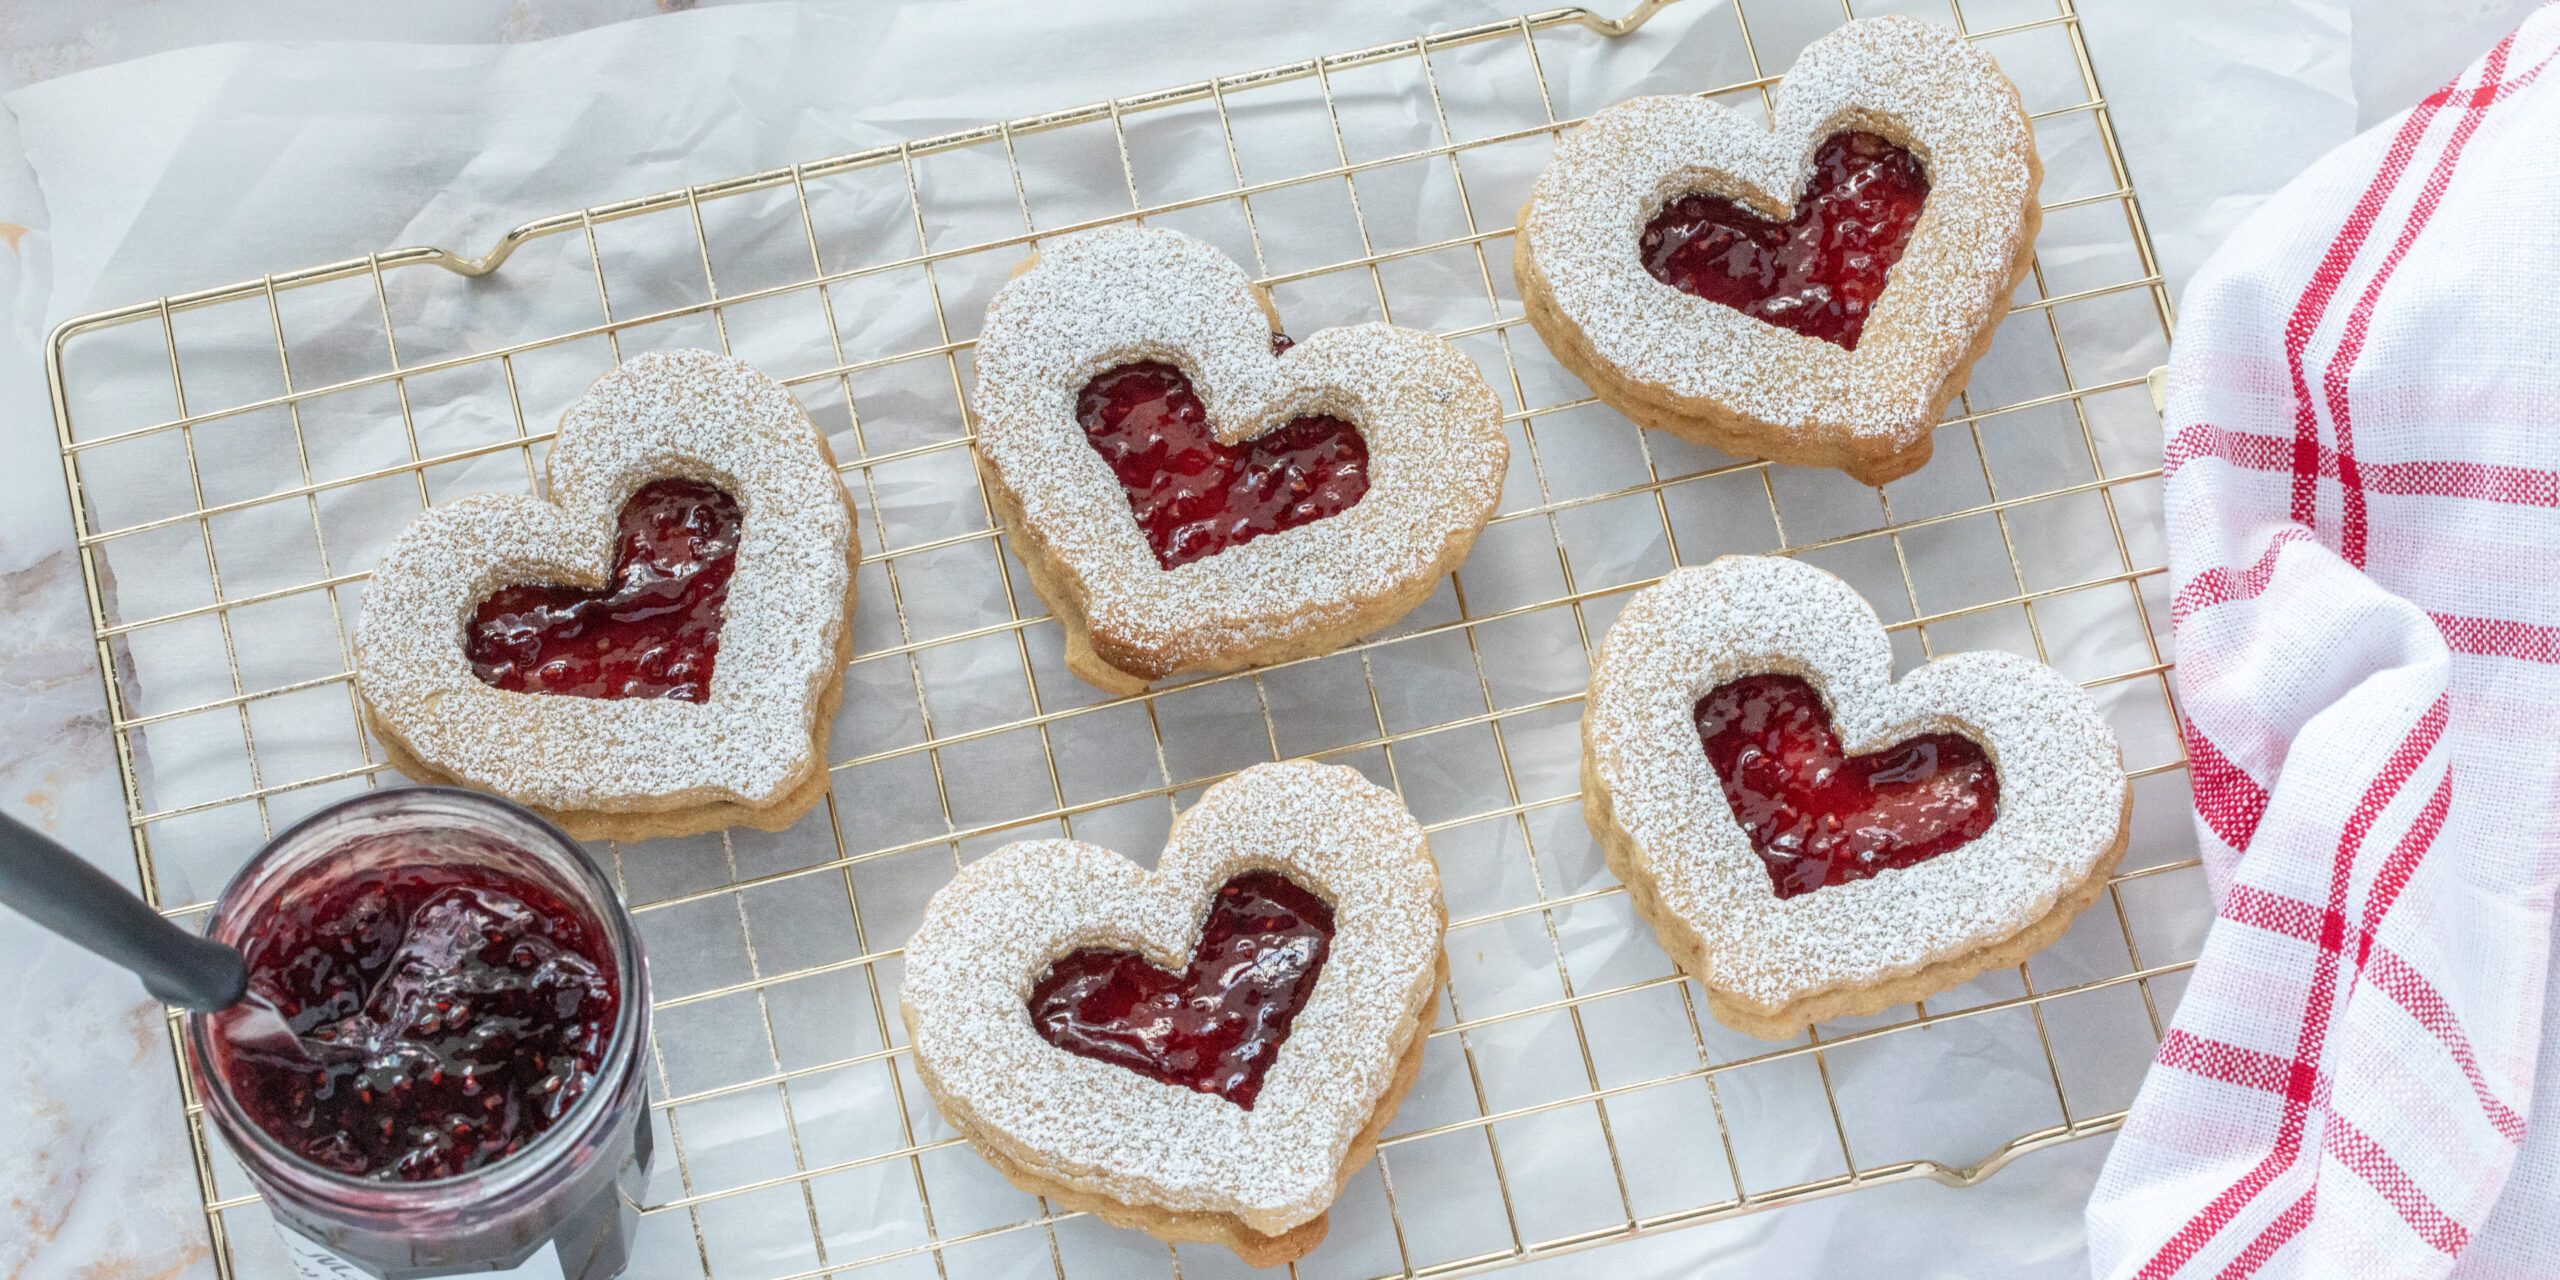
356 349 858 841
1516 16 2040 484
1698 672 1997 898
1076 360 1369 568
1640 130 1931 349
973 226 1507 694
467 477 742 701
1029 868 1333 1109
1582 556 2126 1039
901 761 1443 1265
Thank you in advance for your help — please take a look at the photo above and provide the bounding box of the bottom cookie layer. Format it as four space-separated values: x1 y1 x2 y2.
941 956 1443 1268
371 703 839 843
1584 748 2131 1041
977 451 1456 698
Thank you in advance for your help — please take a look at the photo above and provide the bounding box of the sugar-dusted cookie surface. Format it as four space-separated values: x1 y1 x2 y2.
972 226 1507 695
900 761 1445 1266
1582 556 2127 1039
1516 16 2039 485
357 349 858 842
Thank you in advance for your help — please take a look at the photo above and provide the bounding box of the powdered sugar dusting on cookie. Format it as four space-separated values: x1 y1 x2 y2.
356 349 856 814
972 226 1506 686
1582 556 2125 1013
1519 17 2036 467
900 761 1443 1236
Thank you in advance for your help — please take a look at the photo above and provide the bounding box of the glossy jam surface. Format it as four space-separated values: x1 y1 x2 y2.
1076 357 1368 569
1025 871 1335 1109
215 856 620 1181
1639 131 1930 350
466 478 741 701
1696 674 1997 899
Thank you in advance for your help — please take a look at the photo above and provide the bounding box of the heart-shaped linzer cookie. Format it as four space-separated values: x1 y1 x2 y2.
356 349 858 842
1516 16 2040 485
1582 556 2127 1040
900 761 1444 1265
972 226 1507 694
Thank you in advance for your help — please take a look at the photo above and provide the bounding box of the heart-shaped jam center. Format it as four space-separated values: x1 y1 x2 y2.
1025 870 1334 1109
465 477 741 702
1696 674 1996 899
1077 354 1369 570
1640 130 1929 350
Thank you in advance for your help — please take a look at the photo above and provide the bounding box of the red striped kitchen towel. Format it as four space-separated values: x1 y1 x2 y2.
2084 9 2560 1278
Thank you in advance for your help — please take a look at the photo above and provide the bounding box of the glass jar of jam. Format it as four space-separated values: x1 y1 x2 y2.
182 788 653 1280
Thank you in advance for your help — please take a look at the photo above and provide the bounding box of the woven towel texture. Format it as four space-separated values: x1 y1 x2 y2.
2086 11 2560 1278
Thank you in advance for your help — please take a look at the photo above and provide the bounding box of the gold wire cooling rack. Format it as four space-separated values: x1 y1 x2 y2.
43 0 2207 1276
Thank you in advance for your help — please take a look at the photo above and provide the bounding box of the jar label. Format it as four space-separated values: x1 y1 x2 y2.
278 1226 568 1280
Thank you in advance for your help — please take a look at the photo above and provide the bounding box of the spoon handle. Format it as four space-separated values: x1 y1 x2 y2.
0 810 247 1011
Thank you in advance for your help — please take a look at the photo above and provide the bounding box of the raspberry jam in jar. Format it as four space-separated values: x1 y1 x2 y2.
185 789 651 1280
219 862 618 1182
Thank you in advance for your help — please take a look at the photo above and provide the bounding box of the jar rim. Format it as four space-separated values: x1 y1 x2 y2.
182 785 650 1212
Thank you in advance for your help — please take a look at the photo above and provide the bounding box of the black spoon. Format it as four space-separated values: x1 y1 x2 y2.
0 809 328 1063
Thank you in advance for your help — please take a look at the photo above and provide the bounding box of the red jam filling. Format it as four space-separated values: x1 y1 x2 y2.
1025 870 1334 1110
1075 355 1368 570
215 858 620 1181
1696 674 1997 899
1639 130 1929 350
466 478 741 702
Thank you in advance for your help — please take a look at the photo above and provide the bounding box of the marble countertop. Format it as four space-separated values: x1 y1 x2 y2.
0 3 2529 1278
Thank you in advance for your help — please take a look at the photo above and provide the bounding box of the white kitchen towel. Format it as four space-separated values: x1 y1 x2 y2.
2087 8 2560 1277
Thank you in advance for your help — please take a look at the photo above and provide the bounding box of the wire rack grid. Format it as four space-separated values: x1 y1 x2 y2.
43 0 2207 1276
